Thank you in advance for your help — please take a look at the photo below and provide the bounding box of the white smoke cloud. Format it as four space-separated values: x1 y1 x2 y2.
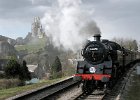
41 0 101 51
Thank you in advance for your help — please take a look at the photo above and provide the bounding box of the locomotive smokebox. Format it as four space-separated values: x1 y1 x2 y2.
93 34 101 41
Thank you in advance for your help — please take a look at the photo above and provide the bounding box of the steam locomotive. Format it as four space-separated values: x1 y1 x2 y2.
74 34 136 93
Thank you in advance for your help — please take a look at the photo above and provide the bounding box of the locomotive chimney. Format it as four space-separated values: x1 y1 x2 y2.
93 34 101 41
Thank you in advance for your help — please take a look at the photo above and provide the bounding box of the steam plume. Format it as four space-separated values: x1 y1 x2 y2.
41 0 101 51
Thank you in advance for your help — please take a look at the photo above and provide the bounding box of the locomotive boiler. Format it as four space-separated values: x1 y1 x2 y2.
74 34 136 93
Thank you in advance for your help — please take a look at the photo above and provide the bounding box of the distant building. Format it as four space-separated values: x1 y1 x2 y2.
31 17 45 38
27 64 45 79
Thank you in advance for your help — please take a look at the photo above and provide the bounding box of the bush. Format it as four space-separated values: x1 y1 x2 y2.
0 79 22 90
0 73 5 78
49 71 62 79
4 59 31 81
4 59 21 78
19 60 31 81
50 56 62 79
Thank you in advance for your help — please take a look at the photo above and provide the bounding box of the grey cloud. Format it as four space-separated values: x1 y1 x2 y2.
0 0 32 10
0 0 140 41
0 0 53 20
93 0 140 20
31 0 53 6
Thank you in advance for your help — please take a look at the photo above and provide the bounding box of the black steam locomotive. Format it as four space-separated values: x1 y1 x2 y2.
74 34 136 93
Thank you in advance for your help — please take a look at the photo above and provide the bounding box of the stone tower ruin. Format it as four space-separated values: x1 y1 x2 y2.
31 17 45 38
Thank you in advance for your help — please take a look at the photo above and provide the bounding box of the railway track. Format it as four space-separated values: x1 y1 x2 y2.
6 77 80 100
69 62 138 100
70 90 105 100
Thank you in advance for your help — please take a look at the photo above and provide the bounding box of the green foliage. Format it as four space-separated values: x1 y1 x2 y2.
4 59 31 81
0 79 21 90
50 72 63 79
50 56 62 79
4 59 21 78
19 61 31 81
51 56 62 73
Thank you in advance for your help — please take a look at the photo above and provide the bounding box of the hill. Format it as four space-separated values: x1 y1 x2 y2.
15 38 47 54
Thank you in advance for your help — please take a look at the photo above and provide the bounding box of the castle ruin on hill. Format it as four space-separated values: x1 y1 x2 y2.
31 17 45 38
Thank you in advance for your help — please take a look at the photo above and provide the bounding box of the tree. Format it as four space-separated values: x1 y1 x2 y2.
132 40 138 51
4 59 31 81
50 56 62 79
19 60 31 81
4 59 21 78
112 37 138 51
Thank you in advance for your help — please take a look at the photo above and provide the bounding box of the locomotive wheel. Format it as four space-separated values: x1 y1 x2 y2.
112 64 117 78
108 80 114 88
82 80 94 94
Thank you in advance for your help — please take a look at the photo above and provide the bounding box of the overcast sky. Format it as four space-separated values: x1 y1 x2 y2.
0 0 140 42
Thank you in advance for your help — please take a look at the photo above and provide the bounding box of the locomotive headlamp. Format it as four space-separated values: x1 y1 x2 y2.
89 67 96 73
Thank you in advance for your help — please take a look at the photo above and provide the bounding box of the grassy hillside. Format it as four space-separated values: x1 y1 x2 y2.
15 38 47 53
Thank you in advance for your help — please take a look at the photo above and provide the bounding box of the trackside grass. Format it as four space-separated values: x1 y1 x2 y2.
0 77 68 100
